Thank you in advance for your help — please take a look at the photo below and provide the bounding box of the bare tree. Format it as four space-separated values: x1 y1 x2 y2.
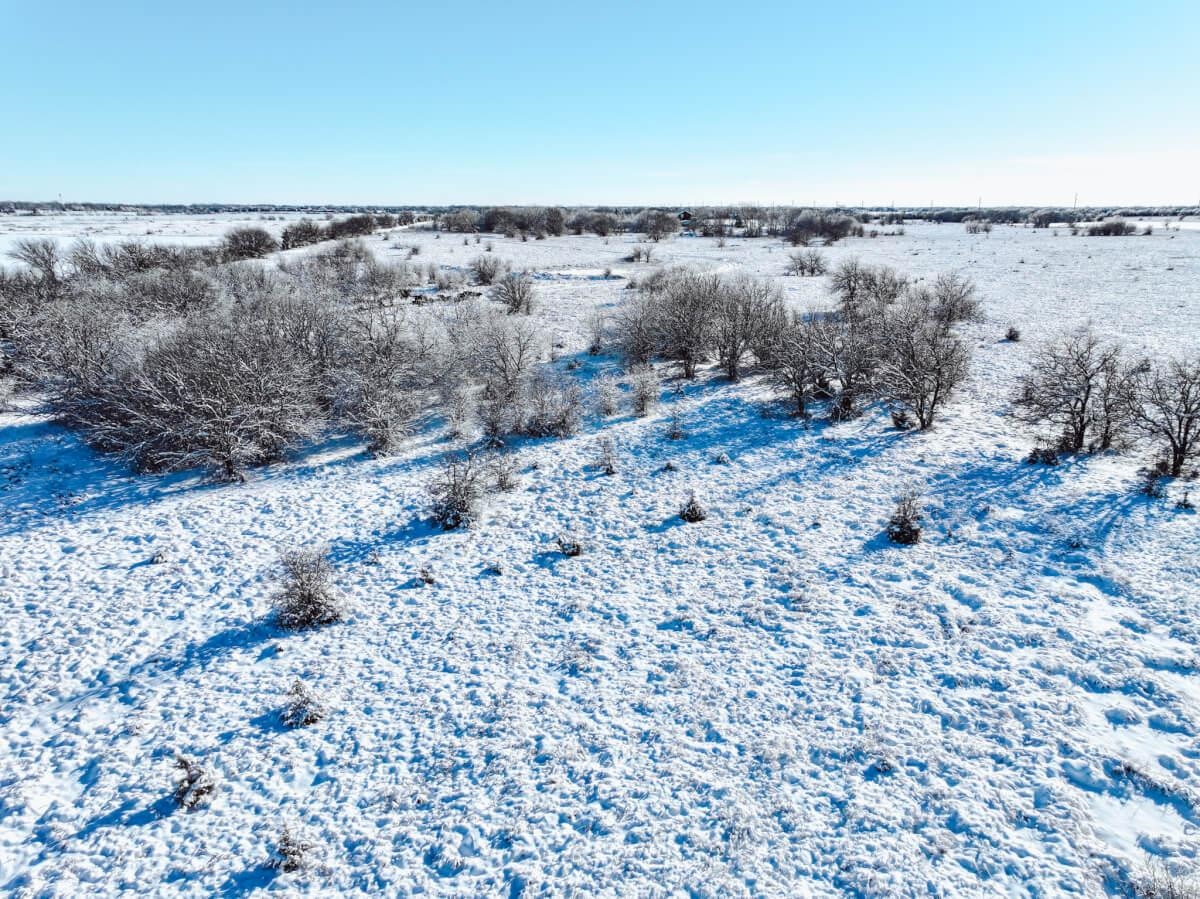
877 302 971 430
646 268 722 378
765 311 825 415
1133 358 1200 476
1015 329 1134 453
640 210 681 242
712 275 783 381
786 249 827 277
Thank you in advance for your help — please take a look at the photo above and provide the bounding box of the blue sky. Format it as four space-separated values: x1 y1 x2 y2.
2 0 1197 206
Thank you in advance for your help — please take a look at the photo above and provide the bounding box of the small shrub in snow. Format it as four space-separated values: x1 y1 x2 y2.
1025 446 1060 466
1176 490 1195 511
597 436 617 475
280 679 327 728
470 255 505 285
487 452 520 492
521 370 584 438
886 492 923 545
1005 325 1021 342
666 409 685 440
556 534 584 557
428 453 484 529
679 491 707 523
173 755 216 810
1132 861 1200 899
274 549 343 629
594 374 621 417
890 408 913 430
270 825 315 873
1140 470 1166 499
493 271 535 314
712 451 731 465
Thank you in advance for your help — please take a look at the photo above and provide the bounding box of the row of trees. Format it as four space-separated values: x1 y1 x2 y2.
617 260 979 429
278 213 394 251
1016 329 1200 476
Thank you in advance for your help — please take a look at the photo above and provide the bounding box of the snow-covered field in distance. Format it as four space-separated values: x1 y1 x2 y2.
1 215 1198 896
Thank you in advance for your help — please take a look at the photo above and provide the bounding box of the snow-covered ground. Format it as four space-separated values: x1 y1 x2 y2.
1 218 1198 896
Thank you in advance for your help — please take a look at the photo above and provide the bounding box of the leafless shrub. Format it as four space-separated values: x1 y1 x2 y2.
487 452 520 491
594 374 621 416
929 272 981 330
763 311 825 416
493 271 536 314
587 310 607 355
666 409 685 440
596 435 617 474
274 548 344 629
629 365 660 416
786 249 827 277
520 369 584 438
1133 861 1200 899
428 453 485 529
1005 325 1021 342
1087 218 1136 236
886 492 922 544
470 255 506 285
280 679 327 728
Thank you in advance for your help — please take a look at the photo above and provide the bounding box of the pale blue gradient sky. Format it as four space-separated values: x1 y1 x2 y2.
2 0 1197 206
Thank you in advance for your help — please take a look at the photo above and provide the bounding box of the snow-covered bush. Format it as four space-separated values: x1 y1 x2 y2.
520 370 584 438
221 226 278 261
428 453 485 530
629 365 660 416
274 548 344 629
493 271 535 314
280 679 327 728
593 374 621 416
556 534 584 557
269 825 315 873
679 491 707 522
596 435 617 474
487 451 520 492
470 254 506 285
886 492 923 544
173 755 217 810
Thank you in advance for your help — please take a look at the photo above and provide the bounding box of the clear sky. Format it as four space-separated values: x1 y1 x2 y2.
3 0 1198 207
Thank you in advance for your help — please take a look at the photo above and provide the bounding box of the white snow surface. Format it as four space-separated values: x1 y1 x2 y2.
1 216 1199 896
